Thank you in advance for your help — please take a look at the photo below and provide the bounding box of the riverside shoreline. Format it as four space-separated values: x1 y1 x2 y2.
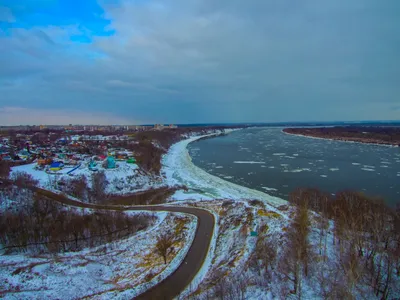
283 127 400 147
161 129 287 207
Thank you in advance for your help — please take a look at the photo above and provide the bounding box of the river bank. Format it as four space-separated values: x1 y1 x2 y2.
283 127 400 147
161 130 287 207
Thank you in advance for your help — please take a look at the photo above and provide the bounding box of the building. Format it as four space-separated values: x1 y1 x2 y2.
154 124 165 130
105 156 116 169
49 161 64 171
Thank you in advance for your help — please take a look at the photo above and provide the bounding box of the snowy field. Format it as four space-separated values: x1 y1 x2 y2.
0 212 197 299
11 161 164 195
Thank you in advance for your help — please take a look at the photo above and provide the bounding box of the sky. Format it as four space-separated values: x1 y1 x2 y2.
0 0 399 125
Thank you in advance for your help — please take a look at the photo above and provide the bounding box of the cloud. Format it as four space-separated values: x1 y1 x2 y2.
0 0 399 124
0 107 140 125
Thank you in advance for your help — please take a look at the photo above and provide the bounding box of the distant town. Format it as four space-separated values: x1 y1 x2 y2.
0 124 178 132
0 123 185 183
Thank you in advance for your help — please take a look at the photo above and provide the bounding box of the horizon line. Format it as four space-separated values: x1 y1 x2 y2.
1 120 400 127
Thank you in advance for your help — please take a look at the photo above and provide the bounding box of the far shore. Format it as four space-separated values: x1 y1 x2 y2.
283 127 400 147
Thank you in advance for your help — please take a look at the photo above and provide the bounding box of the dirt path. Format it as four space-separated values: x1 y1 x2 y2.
32 186 215 299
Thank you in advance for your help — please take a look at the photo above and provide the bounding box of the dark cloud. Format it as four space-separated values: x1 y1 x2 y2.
0 0 399 124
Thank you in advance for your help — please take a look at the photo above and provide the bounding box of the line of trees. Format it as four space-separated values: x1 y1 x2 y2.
0 186 156 254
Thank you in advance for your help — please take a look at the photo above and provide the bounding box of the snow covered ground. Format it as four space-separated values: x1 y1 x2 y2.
0 212 197 300
3 129 291 299
11 161 164 195
4 131 399 299
174 199 290 299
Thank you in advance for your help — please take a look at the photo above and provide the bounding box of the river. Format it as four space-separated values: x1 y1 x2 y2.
187 128 400 206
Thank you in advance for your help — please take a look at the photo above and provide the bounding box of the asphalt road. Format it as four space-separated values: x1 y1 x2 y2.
33 187 215 300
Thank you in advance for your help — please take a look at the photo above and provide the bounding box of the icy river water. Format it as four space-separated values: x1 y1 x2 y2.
187 128 400 206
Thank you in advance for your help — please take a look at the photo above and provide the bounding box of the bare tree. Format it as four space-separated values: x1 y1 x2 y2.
70 176 88 200
155 232 175 264
0 161 10 179
12 171 39 187
279 199 312 295
91 171 108 203
250 236 277 279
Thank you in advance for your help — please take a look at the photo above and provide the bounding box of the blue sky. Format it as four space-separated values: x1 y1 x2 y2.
0 0 399 125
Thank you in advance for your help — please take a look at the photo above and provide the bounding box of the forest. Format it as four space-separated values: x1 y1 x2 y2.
246 188 400 299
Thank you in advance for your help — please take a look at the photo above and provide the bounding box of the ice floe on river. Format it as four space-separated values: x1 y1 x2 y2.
233 161 265 164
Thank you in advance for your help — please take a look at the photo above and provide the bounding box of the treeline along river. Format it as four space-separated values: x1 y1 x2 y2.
188 128 400 206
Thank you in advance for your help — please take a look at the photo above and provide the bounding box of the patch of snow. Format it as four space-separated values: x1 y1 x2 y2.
11 163 51 186
169 190 214 201
11 161 162 196
261 187 278 192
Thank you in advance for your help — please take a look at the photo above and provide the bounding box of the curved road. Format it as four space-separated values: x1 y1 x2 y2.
33 187 215 300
